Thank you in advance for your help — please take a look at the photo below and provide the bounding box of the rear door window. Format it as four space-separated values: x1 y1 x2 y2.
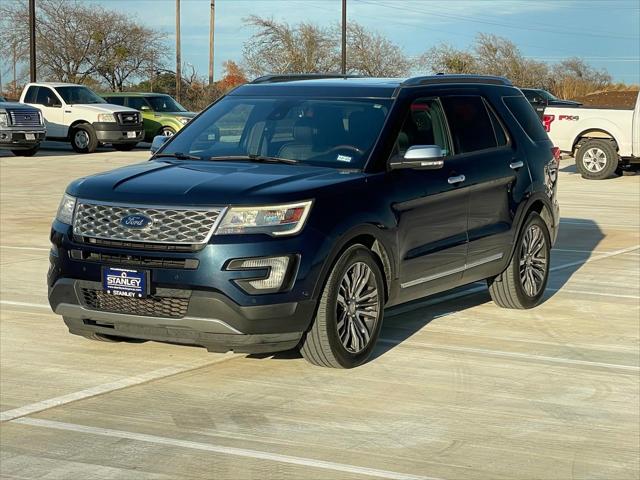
503 96 549 142
441 96 497 154
126 97 148 110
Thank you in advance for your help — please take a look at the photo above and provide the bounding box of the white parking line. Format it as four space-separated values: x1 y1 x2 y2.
0 300 50 309
547 288 640 300
378 340 640 373
549 244 639 272
12 418 440 480
0 355 236 423
0 245 49 251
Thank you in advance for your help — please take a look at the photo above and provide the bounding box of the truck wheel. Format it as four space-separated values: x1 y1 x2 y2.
488 213 551 309
300 245 385 368
159 126 176 137
113 144 136 151
11 146 39 157
71 124 98 153
575 139 619 180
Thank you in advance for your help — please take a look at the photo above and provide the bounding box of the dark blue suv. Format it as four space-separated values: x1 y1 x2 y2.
48 75 560 368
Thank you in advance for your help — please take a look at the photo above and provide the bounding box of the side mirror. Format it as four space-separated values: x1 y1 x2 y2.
150 135 169 154
390 145 445 170
45 98 61 108
140 105 151 111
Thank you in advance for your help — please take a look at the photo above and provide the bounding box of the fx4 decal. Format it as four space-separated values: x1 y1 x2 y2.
559 115 580 121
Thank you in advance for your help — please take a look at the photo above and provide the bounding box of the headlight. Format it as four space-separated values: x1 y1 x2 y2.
216 201 312 236
178 117 190 125
97 113 116 123
56 193 77 225
0 113 8 127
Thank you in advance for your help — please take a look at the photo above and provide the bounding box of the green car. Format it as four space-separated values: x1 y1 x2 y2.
101 92 196 141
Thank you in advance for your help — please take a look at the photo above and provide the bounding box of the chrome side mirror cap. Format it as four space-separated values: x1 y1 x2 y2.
390 145 445 170
150 135 169 154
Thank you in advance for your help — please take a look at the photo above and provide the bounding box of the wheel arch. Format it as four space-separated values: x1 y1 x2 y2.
508 194 556 262
67 120 92 139
572 128 620 153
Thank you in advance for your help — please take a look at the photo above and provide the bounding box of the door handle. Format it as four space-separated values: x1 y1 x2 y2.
447 174 465 184
510 161 524 170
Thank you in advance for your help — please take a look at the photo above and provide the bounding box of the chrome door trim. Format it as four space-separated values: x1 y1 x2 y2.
400 252 504 289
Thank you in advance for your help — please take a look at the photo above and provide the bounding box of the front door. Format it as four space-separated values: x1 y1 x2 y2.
24 86 66 138
391 97 470 303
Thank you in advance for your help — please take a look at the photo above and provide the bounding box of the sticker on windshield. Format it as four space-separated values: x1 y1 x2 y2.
337 154 352 163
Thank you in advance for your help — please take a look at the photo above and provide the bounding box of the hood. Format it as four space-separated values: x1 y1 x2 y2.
67 159 365 206
68 103 139 114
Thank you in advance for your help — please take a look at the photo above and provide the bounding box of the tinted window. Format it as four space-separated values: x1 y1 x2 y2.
24 86 39 103
442 96 497 154
503 96 549 142
105 96 125 106
394 98 451 157
486 104 508 147
127 97 148 110
147 95 186 112
56 86 105 104
163 96 391 168
35 87 59 106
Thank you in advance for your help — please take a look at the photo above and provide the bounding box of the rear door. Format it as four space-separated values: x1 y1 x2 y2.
440 95 524 281
391 96 470 302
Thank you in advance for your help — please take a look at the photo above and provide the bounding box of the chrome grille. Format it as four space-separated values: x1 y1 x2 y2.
116 112 141 125
7 109 43 127
73 201 223 245
80 288 190 318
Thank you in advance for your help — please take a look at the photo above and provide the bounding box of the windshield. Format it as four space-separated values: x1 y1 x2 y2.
160 96 391 168
147 95 187 112
56 86 106 104
539 90 558 101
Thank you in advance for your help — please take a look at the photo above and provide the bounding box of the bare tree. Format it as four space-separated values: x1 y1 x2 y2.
345 23 410 77
418 44 478 74
0 0 166 89
243 16 338 77
550 57 612 99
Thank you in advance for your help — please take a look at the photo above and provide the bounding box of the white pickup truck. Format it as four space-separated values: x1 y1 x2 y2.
19 82 144 153
544 91 639 179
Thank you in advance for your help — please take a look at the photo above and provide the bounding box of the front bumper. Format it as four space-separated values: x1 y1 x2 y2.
49 278 311 353
93 122 144 144
0 129 46 149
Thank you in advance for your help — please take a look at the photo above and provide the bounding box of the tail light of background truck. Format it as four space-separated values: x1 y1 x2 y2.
543 114 555 132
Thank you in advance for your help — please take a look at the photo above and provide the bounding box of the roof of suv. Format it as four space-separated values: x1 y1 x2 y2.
231 74 513 99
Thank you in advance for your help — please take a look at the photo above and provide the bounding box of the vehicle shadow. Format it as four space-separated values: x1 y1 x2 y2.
255 216 605 363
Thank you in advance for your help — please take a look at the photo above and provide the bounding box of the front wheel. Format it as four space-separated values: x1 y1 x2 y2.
159 126 176 137
70 124 98 153
488 213 551 309
300 245 385 368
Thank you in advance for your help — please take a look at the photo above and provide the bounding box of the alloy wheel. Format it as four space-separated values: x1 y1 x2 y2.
74 130 89 149
582 147 607 173
519 224 548 297
336 262 380 353
161 128 175 137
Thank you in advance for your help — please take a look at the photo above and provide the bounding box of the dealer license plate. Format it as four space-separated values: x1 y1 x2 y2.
127 131 137 138
103 267 148 298
25 133 35 140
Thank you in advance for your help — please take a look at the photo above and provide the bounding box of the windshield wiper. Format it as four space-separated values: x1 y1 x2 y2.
154 152 202 160
206 155 298 164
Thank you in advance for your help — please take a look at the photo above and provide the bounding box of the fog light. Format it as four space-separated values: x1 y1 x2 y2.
227 255 298 294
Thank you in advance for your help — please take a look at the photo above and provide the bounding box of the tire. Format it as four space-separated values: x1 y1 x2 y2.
488 213 551 309
113 144 136 151
575 139 619 180
300 245 385 368
11 146 39 157
70 124 99 153
159 126 176 137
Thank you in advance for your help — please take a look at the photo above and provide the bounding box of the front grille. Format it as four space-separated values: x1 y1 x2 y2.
70 250 199 269
82 238 198 252
7 109 43 127
81 288 190 318
116 112 141 125
73 201 223 245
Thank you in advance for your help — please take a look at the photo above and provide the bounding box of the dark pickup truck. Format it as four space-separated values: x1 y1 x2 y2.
0 101 46 156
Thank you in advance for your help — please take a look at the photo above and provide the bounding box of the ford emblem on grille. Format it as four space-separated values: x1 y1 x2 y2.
120 214 152 229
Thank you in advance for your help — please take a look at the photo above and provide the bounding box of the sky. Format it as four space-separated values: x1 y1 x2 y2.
3 0 640 84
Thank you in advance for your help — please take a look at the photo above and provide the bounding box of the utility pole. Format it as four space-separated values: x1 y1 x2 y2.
341 0 347 74
29 0 36 82
209 0 215 85
175 0 182 102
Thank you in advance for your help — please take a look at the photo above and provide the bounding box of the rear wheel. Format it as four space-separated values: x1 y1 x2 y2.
300 245 385 368
488 213 551 309
11 146 39 157
575 139 619 180
70 124 98 153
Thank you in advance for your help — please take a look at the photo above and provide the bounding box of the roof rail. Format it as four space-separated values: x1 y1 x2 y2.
401 74 512 87
250 73 363 84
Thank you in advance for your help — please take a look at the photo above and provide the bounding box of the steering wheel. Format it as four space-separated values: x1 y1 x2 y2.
326 145 365 156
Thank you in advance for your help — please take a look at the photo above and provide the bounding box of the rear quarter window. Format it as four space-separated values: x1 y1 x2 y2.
503 96 549 142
